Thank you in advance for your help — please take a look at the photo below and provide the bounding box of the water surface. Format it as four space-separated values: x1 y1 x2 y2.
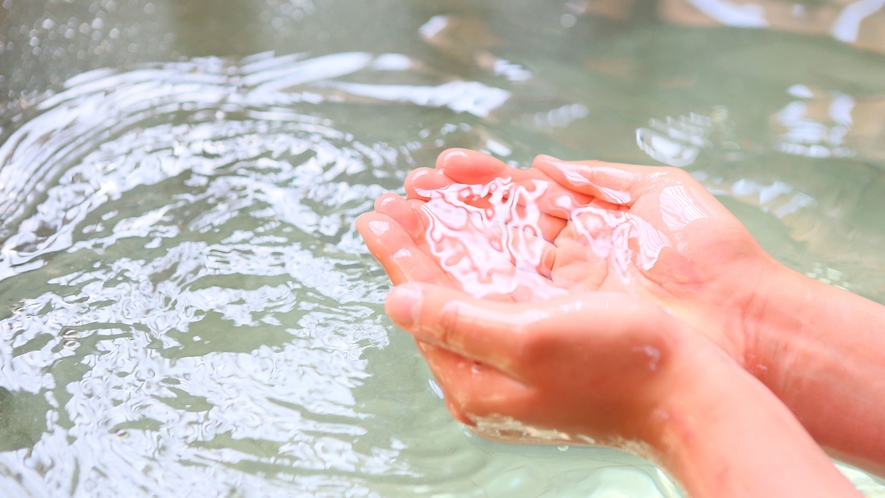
1 0 885 496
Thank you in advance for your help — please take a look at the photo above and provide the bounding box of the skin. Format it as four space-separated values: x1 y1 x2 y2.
376 149 775 360
380 284 858 497
356 148 885 496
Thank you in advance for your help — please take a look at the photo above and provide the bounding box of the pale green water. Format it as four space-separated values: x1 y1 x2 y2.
0 0 884 496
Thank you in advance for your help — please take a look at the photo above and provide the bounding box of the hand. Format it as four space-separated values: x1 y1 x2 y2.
379 281 861 498
381 281 704 445
363 149 780 365
356 147 763 438
356 149 881 494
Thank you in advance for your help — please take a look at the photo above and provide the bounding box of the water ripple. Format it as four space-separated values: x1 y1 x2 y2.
0 52 431 496
0 48 669 498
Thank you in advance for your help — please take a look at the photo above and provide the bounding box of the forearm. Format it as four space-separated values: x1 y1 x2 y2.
751 266 885 474
650 346 860 497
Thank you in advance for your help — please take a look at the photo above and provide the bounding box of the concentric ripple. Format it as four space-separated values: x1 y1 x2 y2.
0 52 419 497
2 1 885 494
0 51 685 497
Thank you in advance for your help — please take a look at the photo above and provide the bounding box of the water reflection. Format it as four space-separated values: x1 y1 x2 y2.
636 112 717 167
653 0 885 52
410 154 721 301
420 177 564 298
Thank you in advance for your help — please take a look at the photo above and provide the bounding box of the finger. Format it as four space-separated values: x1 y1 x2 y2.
374 193 425 240
404 167 455 200
359 210 529 302
532 154 666 206
436 148 530 184
407 163 539 215
415 340 532 426
356 212 452 286
387 283 671 372
437 149 619 241
437 150 596 216
436 148 573 218
385 283 549 375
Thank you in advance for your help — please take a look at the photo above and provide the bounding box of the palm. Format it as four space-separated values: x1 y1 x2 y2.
547 177 745 298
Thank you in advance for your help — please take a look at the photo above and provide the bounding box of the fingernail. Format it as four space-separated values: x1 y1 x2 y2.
386 283 423 328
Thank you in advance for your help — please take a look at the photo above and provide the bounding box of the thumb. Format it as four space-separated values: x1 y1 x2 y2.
385 283 540 376
385 283 677 376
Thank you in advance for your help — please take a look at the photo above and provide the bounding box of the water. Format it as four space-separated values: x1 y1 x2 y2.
405 153 721 300
0 0 884 496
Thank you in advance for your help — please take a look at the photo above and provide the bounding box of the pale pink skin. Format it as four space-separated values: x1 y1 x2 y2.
356 149 885 497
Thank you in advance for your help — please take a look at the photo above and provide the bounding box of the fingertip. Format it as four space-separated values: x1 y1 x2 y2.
404 167 433 188
532 153 571 174
354 214 371 243
354 212 382 237
355 211 372 226
436 148 472 170
373 193 402 211
375 194 425 238
405 167 449 199
436 148 509 183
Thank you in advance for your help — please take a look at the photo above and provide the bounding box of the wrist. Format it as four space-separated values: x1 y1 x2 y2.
740 262 869 392
642 338 858 497
740 259 813 384
623 322 739 449
740 265 885 472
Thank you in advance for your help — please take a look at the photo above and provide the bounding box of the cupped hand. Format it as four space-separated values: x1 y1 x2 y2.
355 148 779 433
380 281 865 498
376 149 783 365
356 149 873 496
382 281 714 445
